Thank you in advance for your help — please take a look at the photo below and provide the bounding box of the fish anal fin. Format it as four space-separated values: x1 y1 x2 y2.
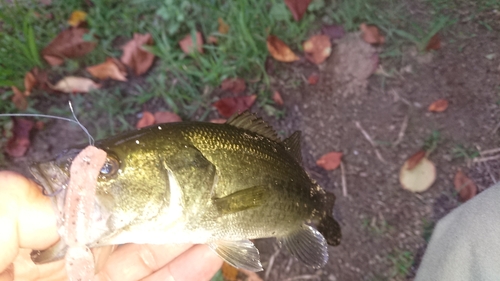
283 131 303 164
208 240 263 272
317 215 342 246
278 224 328 269
214 186 268 215
226 111 280 142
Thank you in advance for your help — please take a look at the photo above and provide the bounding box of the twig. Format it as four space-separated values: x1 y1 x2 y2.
473 154 500 163
479 147 500 156
285 258 294 273
265 247 281 280
340 161 347 197
354 121 387 163
284 274 321 281
392 115 409 146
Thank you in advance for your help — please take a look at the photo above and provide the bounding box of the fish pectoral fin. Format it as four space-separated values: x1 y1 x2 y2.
277 224 328 268
31 239 68 264
208 239 263 272
213 186 268 215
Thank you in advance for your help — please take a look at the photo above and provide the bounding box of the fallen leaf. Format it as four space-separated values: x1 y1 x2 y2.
11 86 27 111
303 35 332 64
35 121 45 130
220 78 246 94
136 111 155 129
221 262 238 281
399 156 436 192
266 35 300 62
307 73 319 85
154 111 182 124
5 118 34 157
360 23 385 45
207 35 218 44
68 10 87 27
428 99 449 112
42 27 96 66
24 71 36 94
272 91 284 105
210 118 227 124
86 58 127 81
213 95 257 118
218 18 230 34
120 33 155 76
454 170 477 202
316 152 342 171
179 31 204 54
425 34 441 51
52 76 100 93
406 150 426 170
284 0 313 21
321 24 345 40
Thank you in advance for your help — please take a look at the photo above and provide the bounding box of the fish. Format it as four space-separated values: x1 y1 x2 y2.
29 111 341 271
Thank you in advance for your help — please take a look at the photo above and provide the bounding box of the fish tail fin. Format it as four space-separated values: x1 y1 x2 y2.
31 239 68 264
317 192 342 246
278 224 328 268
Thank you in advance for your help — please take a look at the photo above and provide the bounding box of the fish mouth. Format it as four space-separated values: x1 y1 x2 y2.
29 161 70 197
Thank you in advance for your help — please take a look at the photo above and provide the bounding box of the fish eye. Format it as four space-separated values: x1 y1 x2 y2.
100 157 119 176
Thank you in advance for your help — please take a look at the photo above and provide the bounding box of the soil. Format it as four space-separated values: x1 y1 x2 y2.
5 4 500 281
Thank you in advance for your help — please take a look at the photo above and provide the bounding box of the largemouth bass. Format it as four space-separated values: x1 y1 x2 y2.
30 111 341 271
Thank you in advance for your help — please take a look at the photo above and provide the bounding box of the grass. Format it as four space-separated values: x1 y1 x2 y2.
452 145 480 160
388 250 414 278
361 216 394 236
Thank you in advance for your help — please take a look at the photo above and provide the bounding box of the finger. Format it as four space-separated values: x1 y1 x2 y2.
141 244 223 281
0 172 59 272
10 249 66 281
94 243 192 281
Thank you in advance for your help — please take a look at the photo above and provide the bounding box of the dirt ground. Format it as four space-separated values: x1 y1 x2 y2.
5 4 500 281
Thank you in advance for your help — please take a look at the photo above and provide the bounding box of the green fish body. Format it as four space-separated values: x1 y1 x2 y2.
30 112 341 271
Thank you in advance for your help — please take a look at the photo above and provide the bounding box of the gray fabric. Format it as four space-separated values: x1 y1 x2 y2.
415 182 500 281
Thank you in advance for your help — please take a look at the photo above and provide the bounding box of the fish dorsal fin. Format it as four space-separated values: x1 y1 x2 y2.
283 131 302 164
226 111 280 142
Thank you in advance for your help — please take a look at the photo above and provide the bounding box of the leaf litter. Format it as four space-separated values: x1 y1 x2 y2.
120 33 155 75
213 95 257 118
86 58 127 81
179 31 204 54
454 170 478 202
266 35 300 62
42 27 96 66
316 152 343 171
284 0 312 21
303 35 332 64
5 118 35 157
52 76 101 93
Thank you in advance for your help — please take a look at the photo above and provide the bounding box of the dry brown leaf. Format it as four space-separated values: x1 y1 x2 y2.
120 33 155 76
266 35 299 62
24 71 36 95
360 23 385 45
454 170 477 202
221 78 246 94
425 34 441 51
284 0 313 21
68 10 87 27
154 111 182 124
5 118 34 157
272 91 284 105
316 152 343 171
221 262 238 281
86 58 127 81
213 95 257 118
399 156 436 192
11 86 27 111
52 76 100 93
210 119 227 124
303 35 332 64
428 99 449 112
42 27 96 66
218 18 230 34
207 35 218 44
179 31 204 54
406 150 426 170
136 111 155 129
307 73 319 85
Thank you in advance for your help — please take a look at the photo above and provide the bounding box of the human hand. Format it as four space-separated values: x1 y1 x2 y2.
0 171 223 281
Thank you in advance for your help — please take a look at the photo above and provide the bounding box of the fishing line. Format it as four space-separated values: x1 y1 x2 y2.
0 101 95 146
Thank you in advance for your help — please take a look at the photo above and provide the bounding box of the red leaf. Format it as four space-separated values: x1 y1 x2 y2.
136 111 155 129
321 24 345 40
428 99 449 112
425 34 441 51
454 170 477 202
221 78 246 94
5 118 34 157
42 27 96 66
284 0 313 21
406 150 426 170
179 31 204 54
307 73 319 85
154 111 182 124
360 23 385 45
213 95 257 118
272 91 284 105
120 33 155 76
316 152 343 171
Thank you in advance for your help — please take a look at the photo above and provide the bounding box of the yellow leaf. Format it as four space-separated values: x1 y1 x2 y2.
52 76 100 93
218 18 230 34
86 58 127 81
68 10 87 27
266 35 299 62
